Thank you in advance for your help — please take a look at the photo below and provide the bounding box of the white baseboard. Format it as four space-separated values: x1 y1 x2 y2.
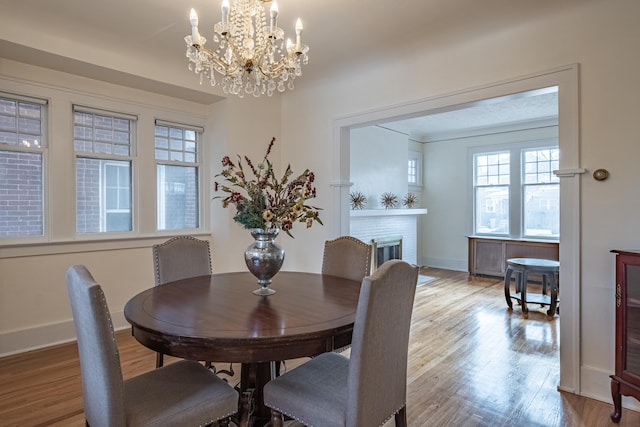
420 256 467 272
0 310 129 358
580 364 640 411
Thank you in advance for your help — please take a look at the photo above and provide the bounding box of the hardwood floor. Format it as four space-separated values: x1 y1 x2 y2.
1 268 639 426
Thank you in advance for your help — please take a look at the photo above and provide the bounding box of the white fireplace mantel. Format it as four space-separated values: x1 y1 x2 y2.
349 208 427 266
350 208 428 217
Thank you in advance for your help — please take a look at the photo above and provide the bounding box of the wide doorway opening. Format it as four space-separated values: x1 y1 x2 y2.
333 65 581 394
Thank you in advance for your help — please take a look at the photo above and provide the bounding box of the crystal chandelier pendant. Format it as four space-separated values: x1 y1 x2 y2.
184 0 309 98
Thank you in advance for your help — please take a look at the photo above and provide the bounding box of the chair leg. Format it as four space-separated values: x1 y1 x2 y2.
395 405 407 427
270 409 284 427
155 352 164 368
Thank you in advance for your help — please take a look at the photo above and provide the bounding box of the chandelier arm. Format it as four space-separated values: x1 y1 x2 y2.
196 43 242 77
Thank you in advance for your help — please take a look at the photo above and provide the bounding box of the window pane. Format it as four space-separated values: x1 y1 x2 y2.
157 164 199 230
155 149 169 160
408 159 417 184
522 147 559 184
155 124 198 164
524 184 559 238
74 111 131 156
76 158 132 233
475 152 509 185
522 147 560 238
0 150 43 237
475 186 509 235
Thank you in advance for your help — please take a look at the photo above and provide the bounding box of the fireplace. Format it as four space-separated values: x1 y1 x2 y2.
350 208 427 267
371 236 403 268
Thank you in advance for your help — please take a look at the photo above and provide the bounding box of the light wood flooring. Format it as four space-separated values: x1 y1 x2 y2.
1 268 639 426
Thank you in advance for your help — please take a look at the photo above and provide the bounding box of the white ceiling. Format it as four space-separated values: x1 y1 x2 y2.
0 0 579 134
379 88 558 142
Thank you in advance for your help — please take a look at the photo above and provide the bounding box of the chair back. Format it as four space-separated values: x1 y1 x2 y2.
322 236 372 282
66 265 126 427
346 259 418 426
153 235 212 285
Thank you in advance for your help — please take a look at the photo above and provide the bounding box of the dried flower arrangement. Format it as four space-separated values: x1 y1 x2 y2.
380 192 398 209
350 191 367 210
403 193 418 208
214 137 323 237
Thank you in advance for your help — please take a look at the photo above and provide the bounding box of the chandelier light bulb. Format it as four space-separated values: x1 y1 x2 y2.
190 9 200 43
270 0 278 32
221 0 230 24
184 0 309 98
295 18 303 52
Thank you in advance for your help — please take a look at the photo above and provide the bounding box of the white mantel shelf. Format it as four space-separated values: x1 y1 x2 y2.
350 208 428 217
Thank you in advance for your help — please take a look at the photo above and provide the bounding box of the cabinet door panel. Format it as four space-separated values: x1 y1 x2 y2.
474 240 504 276
625 264 640 377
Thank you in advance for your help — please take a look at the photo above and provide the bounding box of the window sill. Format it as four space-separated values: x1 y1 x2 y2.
0 232 211 259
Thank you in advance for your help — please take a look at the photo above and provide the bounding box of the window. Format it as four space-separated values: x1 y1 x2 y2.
522 148 559 237
408 159 418 185
408 149 422 187
74 106 135 233
473 144 559 239
155 121 202 230
0 94 46 238
474 151 510 235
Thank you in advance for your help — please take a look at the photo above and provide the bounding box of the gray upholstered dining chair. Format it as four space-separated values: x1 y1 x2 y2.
66 265 238 427
321 236 372 282
152 235 212 286
152 235 227 371
263 259 419 427
321 235 373 355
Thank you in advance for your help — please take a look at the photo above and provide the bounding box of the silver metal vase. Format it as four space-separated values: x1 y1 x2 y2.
244 228 285 295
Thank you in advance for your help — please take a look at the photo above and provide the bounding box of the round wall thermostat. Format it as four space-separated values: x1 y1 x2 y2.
593 169 609 181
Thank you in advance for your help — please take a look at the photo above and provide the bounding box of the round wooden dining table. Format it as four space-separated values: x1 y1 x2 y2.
124 271 362 426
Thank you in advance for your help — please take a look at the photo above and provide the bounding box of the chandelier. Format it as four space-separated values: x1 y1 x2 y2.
185 0 309 98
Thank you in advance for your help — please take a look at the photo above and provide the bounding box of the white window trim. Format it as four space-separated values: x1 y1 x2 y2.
0 75 210 257
154 119 204 232
469 138 559 241
0 94 49 244
408 149 423 189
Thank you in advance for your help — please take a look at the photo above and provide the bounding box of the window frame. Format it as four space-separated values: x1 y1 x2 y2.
73 105 137 236
154 120 204 232
470 139 559 241
0 93 48 243
473 150 511 237
520 146 560 239
408 149 423 189
0 79 211 255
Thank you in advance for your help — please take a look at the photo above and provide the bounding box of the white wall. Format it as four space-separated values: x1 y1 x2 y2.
0 59 282 355
350 126 408 209
276 0 640 407
420 126 558 271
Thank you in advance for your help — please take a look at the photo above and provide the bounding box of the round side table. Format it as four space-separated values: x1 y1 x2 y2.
504 257 559 319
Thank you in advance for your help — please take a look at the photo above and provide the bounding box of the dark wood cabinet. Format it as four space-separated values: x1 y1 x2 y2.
610 250 640 423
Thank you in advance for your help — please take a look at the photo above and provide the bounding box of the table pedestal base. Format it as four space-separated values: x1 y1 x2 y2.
236 362 274 427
